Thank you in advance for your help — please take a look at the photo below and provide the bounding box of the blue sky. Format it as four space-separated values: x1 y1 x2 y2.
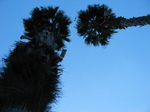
0 0 150 112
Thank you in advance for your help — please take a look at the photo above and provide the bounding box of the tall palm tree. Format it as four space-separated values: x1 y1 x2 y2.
0 6 71 112
76 4 150 46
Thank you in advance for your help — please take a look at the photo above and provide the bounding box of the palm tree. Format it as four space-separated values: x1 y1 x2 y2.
0 6 71 112
76 4 150 46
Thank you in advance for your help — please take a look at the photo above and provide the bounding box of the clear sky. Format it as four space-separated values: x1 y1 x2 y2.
0 0 150 112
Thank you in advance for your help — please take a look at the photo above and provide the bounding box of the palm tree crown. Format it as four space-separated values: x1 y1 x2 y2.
76 4 117 46
23 6 72 50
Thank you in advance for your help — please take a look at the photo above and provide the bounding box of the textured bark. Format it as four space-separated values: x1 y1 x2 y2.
112 15 150 29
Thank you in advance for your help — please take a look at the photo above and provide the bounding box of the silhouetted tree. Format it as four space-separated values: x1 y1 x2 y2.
76 4 150 46
0 6 71 112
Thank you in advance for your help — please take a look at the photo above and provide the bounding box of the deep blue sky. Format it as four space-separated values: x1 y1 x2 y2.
0 0 150 112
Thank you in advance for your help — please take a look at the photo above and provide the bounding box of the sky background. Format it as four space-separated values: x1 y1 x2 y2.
0 0 150 112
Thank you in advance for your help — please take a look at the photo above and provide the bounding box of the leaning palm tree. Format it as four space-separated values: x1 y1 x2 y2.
0 6 71 112
76 4 150 46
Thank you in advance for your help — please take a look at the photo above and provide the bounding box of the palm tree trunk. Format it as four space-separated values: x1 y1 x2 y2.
0 41 61 112
112 15 150 29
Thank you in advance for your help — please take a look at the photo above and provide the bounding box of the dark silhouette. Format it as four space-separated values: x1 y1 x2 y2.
0 6 71 112
0 3 149 112
76 4 150 46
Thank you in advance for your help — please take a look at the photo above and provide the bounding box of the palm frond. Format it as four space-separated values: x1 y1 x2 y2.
76 4 117 46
